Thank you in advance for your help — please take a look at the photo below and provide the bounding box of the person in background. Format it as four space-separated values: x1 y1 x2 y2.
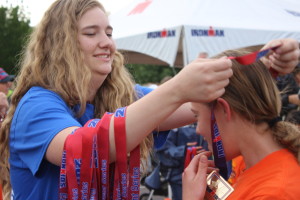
292 62 300 86
182 47 300 200
6 81 14 102
0 92 8 122
285 109 300 127
0 68 15 96
277 63 300 117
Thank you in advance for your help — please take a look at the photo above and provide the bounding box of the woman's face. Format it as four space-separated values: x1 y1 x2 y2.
191 101 239 161
77 7 116 79
191 102 213 151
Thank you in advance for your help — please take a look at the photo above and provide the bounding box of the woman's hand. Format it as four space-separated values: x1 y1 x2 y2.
261 38 300 74
171 57 233 104
182 153 209 200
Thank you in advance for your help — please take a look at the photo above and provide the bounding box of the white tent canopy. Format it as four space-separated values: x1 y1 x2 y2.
109 0 300 67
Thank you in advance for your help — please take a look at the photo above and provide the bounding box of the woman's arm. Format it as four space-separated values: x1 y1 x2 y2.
46 58 232 166
111 58 232 160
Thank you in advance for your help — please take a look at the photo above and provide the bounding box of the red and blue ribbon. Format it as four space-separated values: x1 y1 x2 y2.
228 45 280 65
211 106 228 180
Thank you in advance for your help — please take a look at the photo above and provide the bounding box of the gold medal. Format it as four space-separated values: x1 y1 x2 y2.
204 171 234 200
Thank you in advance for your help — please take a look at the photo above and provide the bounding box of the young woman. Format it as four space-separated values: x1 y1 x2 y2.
184 47 300 200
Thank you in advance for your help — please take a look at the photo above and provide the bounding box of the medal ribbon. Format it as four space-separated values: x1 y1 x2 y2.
80 119 98 199
184 146 197 169
113 107 140 200
228 45 280 78
98 113 112 200
59 114 111 200
211 105 228 180
65 127 83 199
59 107 140 200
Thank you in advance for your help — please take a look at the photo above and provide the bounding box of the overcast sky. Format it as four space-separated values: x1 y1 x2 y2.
0 0 135 26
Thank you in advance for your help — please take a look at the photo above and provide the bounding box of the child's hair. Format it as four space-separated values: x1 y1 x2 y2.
212 48 300 163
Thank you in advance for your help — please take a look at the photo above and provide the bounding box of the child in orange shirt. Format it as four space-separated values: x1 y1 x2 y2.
184 45 300 200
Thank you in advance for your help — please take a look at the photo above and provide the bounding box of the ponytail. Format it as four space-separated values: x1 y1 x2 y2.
272 121 300 163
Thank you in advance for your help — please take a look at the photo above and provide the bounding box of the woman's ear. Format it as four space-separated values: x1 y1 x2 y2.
216 98 231 120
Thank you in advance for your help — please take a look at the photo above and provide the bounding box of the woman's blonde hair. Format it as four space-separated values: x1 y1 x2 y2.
213 48 300 163
0 0 152 198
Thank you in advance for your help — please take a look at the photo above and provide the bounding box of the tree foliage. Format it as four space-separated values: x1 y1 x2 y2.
0 5 32 75
126 64 181 85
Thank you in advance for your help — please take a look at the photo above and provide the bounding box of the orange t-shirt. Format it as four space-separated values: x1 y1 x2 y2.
227 149 300 200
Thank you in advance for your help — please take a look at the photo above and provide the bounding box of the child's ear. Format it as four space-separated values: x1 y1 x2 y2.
217 98 231 120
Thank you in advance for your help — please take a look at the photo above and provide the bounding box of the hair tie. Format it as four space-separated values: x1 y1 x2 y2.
268 116 282 127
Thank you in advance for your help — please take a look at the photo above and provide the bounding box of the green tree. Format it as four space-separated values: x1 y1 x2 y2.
126 64 181 85
0 5 32 75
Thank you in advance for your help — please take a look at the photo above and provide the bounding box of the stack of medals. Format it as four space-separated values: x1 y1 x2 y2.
59 107 141 200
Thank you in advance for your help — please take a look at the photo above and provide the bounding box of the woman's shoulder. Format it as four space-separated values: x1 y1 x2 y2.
13 86 77 129
22 86 65 104
27 86 60 97
16 86 69 115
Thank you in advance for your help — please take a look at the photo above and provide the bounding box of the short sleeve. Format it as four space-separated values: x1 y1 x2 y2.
9 87 81 175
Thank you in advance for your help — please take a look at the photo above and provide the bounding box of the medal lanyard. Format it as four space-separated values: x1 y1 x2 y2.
228 45 280 77
113 107 140 200
97 114 112 200
59 107 141 200
228 45 280 65
210 104 228 180
59 115 111 200
184 146 198 169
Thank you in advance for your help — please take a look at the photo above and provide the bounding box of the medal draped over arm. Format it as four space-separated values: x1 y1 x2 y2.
59 107 141 200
